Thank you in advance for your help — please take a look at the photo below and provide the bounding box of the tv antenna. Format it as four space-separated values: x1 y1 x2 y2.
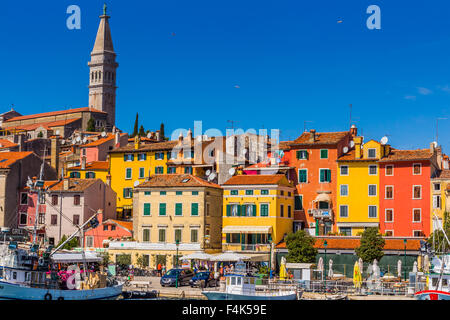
303 121 313 132
227 120 238 130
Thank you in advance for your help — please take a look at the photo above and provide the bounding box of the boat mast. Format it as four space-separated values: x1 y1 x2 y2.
31 150 46 245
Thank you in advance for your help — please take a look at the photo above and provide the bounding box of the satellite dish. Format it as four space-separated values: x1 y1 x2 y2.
228 168 236 176
76 136 81 143
101 131 107 137
205 170 211 176
82 137 87 144
433 141 438 147
349 141 355 148
343 147 349 153
380 136 388 145
55 130 60 135
208 172 217 181
147 132 152 138
72 140 76 145
133 180 140 187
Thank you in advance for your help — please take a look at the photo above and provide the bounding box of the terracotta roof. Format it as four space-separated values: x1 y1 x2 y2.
4 107 106 123
223 174 293 187
291 131 349 146
4 118 81 131
276 237 421 251
109 140 178 153
127 137 158 143
107 219 133 232
82 133 126 147
0 139 18 150
0 152 33 168
437 170 450 179
46 178 100 192
378 148 433 162
67 161 109 171
136 174 222 189
278 141 292 150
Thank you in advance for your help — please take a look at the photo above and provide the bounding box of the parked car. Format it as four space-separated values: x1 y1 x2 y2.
189 271 217 288
160 268 194 287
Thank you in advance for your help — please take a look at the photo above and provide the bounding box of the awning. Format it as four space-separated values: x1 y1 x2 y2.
222 226 272 233
314 193 331 202
51 252 103 263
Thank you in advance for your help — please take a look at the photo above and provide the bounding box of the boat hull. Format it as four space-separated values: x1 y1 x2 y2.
202 291 298 300
414 290 450 300
0 281 123 300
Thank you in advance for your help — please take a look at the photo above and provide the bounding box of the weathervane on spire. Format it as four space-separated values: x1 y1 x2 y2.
103 3 107 15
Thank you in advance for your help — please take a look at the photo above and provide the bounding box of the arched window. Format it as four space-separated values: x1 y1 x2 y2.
99 71 102 80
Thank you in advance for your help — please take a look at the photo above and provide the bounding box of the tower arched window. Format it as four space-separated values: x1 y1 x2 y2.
99 71 102 80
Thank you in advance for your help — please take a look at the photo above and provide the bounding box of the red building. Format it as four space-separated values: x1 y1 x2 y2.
281 127 355 236
84 210 133 248
379 144 439 237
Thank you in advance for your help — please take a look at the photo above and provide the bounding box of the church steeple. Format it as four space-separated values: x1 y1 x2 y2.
88 4 118 130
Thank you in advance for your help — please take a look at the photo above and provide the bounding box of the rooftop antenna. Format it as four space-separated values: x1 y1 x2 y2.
227 120 238 130
303 121 313 132
436 117 447 144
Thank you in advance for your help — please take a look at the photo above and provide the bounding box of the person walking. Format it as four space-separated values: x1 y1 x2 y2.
157 263 162 277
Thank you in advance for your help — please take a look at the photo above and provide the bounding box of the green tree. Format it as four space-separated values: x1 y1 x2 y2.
86 117 96 132
116 254 131 266
159 122 165 140
56 235 79 250
138 125 146 137
131 113 139 138
135 253 145 268
355 227 385 262
427 211 450 253
100 252 111 266
37 131 43 138
285 230 317 263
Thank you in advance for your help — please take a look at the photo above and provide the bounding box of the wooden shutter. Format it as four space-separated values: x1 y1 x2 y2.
320 169 325 182
226 205 231 216
252 204 257 216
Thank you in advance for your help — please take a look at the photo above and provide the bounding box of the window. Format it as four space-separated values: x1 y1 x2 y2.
413 163 422 175
159 203 166 216
70 172 81 178
51 195 58 206
143 203 151 216
368 205 377 218
192 191 199 195
226 204 240 216
155 166 164 174
385 186 393 199
385 230 393 237
280 204 284 217
175 203 182 216
158 229 166 242
86 236 94 247
191 203 199 216
368 185 377 196
111 225 116 231
167 167 176 174
368 165 377 175
176 191 182 195
319 169 331 183
296 150 308 160
73 215 80 225
155 152 164 160
85 172 96 179
103 225 108 231
123 188 133 199
280 191 284 196
385 165 394 176
160 191 166 195
184 166 192 174
339 205 348 218
288 206 292 218
19 212 27 225
143 229 150 242
20 193 28 205
230 190 239 195
260 204 269 217
51 215 57 225
138 153 147 161
191 229 199 243
124 154 134 162
368 148 376 158
339 227 352 236
206 203 210 216
413 230 423 237
244 204 256 217
340 185 348 196
261 189 269 195
340 166 348 176
320 149 328 159
434 183 441 191
245 190 254 195
294 195 303 210
74 195 81 206
139 168 145 179
433 195 441 209
413 185 422 199
175 229 182 243
144 191 151 196
125 168 132 179
413 209 421 222
385 209 394 222
298 169 308 183
38 213 45 224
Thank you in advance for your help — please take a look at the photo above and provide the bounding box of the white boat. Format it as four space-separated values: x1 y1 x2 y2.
414 255 450 300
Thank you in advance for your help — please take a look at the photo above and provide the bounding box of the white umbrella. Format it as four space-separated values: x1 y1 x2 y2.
358 258 364 277
372 259 380 279
180 251 212 260
317 257 324 272
397 260 402 278
413 261 418 273
424 255 430 273
210 252 250 262
328 259 334 278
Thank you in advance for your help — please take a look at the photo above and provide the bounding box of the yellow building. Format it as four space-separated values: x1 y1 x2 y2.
107 174 223 269
431 169 450 233
66 161 109 182
335 138 388 236
222 174 294 259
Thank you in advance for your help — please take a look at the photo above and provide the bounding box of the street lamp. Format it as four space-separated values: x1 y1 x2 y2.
175 239 180 288
324 240 328 290
403 239 407 282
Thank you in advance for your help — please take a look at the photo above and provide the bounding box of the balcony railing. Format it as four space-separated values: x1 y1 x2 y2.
222 243 271 252
309 209 333 219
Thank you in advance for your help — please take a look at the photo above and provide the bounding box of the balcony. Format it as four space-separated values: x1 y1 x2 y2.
222 243 271 253
309 209 333 220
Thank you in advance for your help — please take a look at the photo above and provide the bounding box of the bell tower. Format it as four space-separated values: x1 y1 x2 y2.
88 4 118 129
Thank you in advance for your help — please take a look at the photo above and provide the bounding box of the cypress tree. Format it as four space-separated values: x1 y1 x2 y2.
160 122 165 139
138 125 146 137
131 113 139 137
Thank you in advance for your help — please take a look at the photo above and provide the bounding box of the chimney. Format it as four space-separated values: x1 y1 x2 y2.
155 130 161 141
115 131 120 146
354 136 363 159
178 132 183 143
63 178 69 191
81 156 86 170
430 142 436 154
134 135 140 150
97 209 104 225
309 129 316 143
350 125 357 137
187 129 193 143
51 136 60 177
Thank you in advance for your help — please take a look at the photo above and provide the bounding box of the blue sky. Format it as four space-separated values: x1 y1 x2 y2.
0 1 449 152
